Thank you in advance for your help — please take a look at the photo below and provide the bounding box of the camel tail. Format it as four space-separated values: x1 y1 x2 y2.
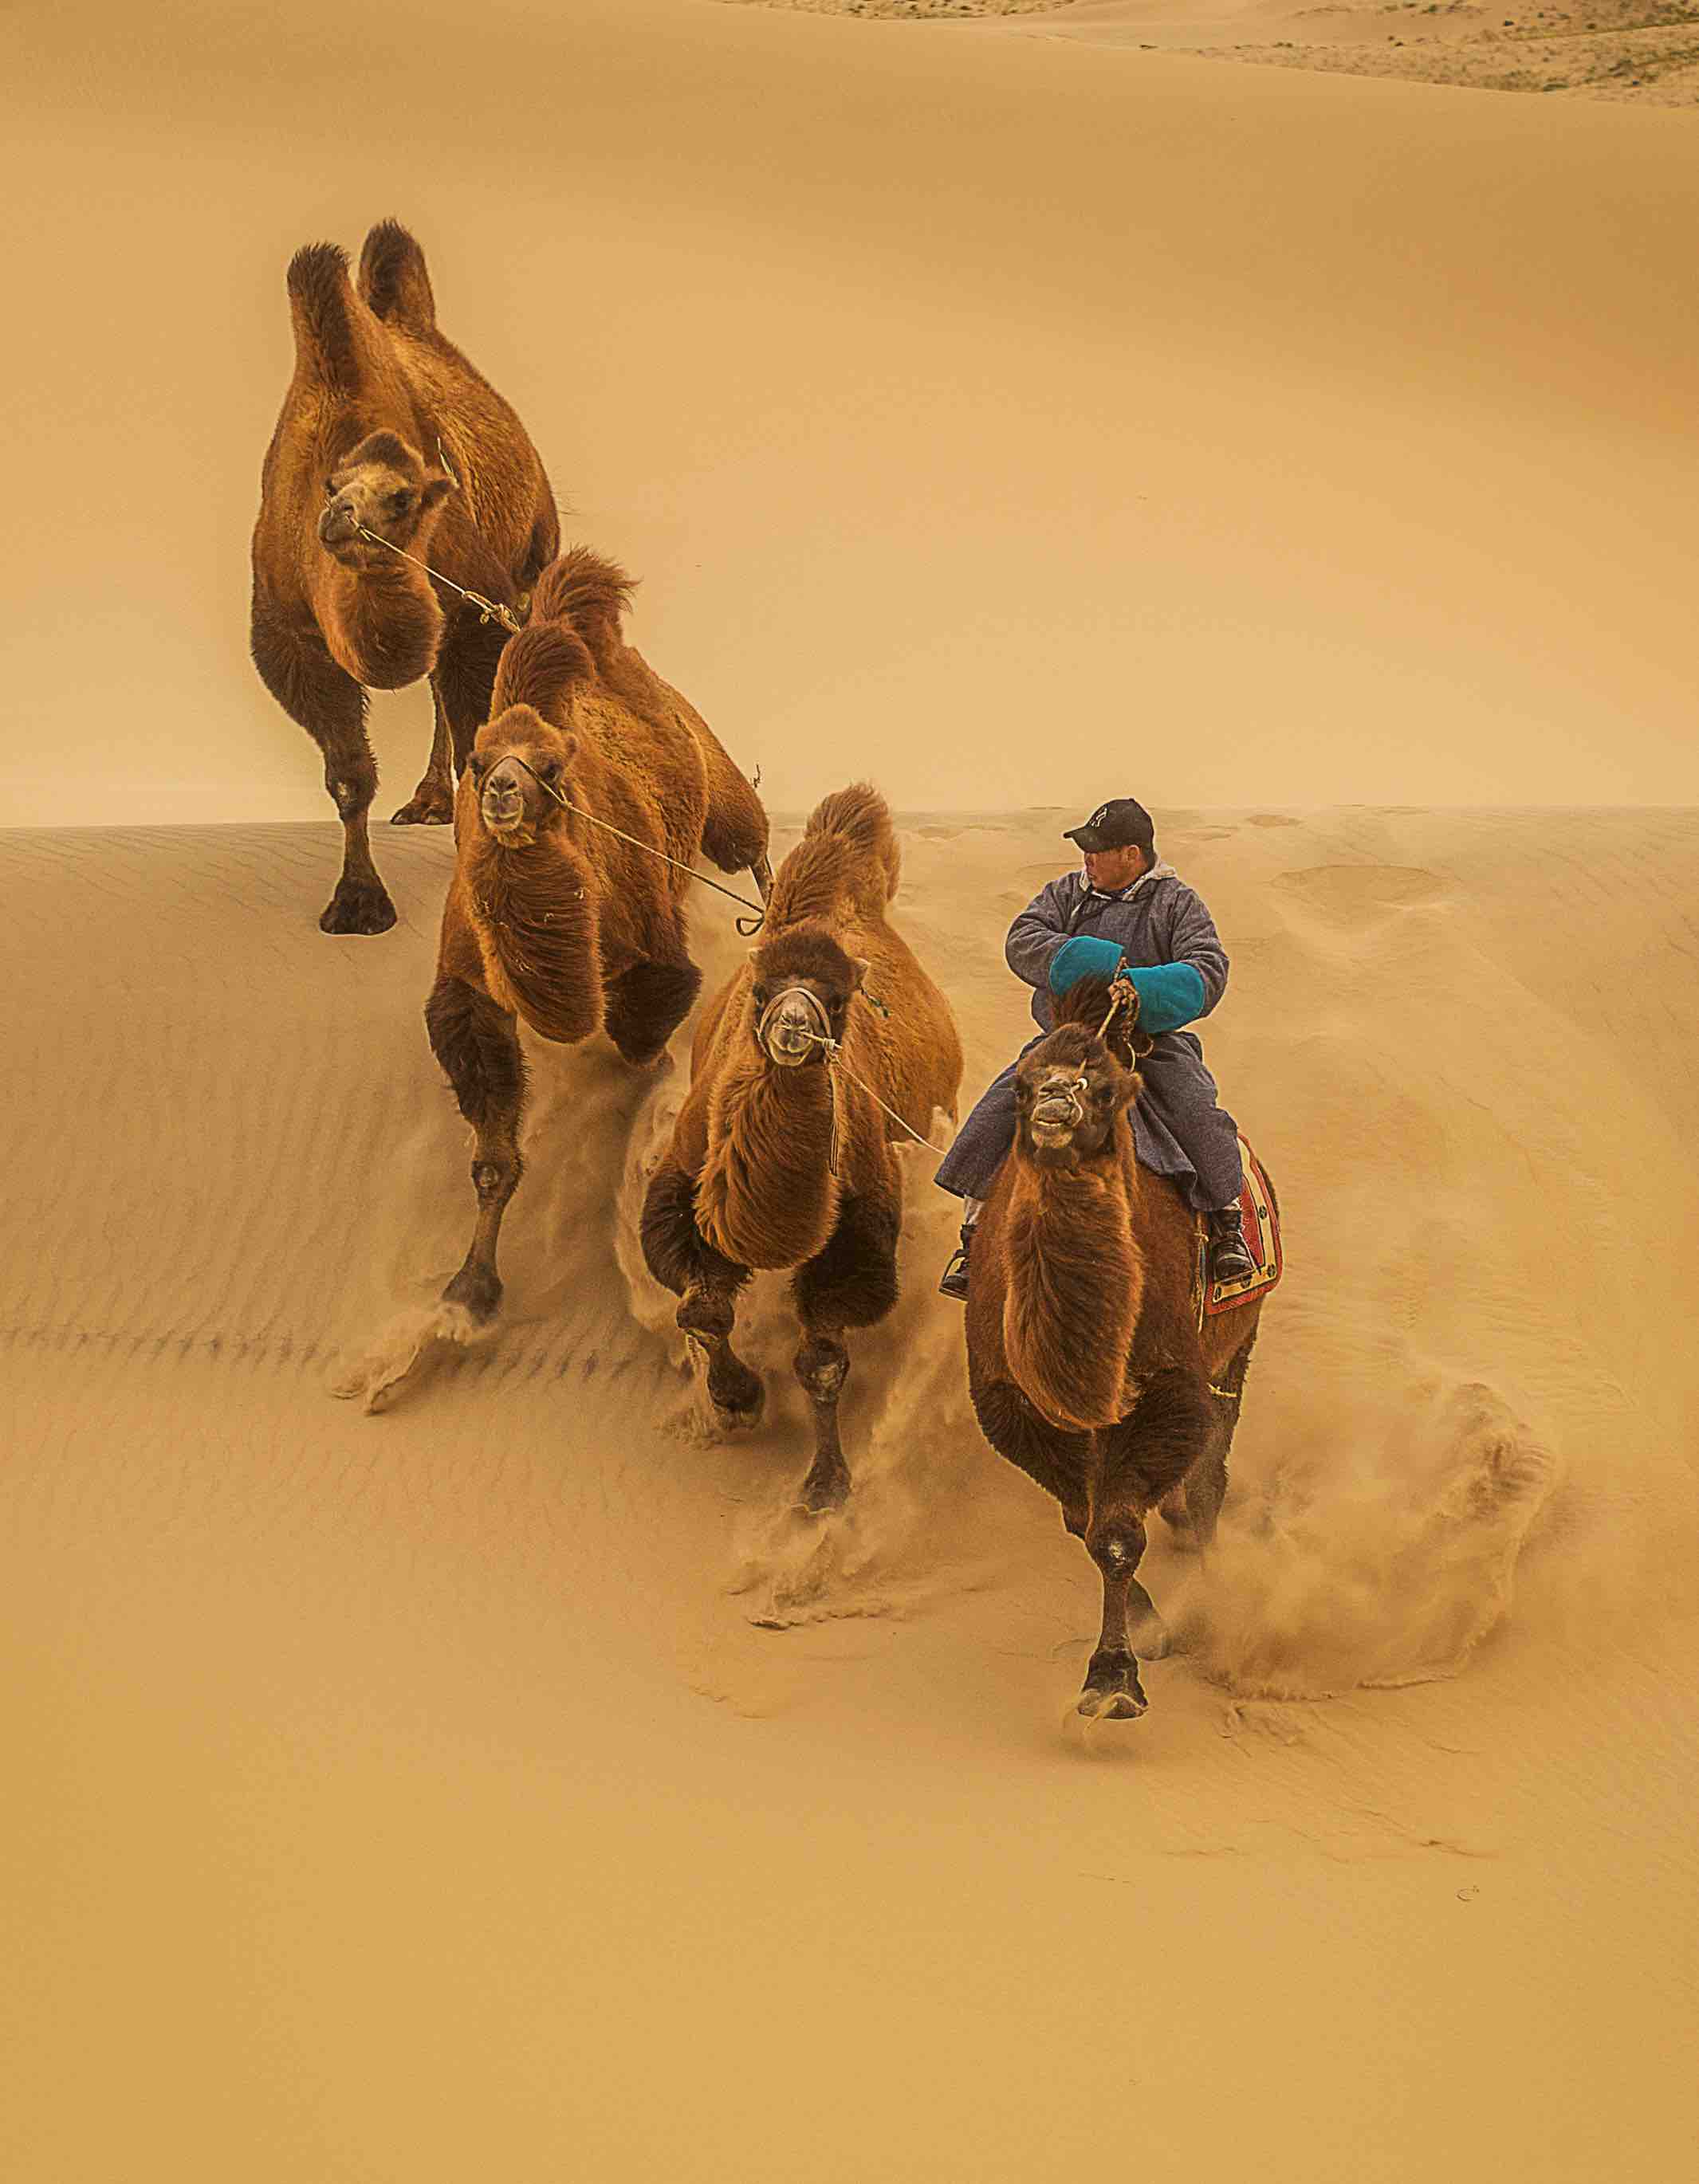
804 782 901 901
286 242 364 394
530 547 637 671
490 623 596 719
356 219 438 332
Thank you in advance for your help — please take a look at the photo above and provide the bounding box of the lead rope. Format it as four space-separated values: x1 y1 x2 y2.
352 520 527 636
757 987 950 1176
491 755 769 933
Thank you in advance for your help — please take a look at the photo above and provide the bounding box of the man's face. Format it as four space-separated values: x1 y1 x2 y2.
1081 842 1148 893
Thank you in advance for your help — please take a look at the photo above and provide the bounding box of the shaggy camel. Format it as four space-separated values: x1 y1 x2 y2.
965 974 1272 1722
425 548 771 1330
250 219 560 934
641 785 962 1513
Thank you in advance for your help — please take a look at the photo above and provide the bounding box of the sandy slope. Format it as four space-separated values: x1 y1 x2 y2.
3 808 1696 2179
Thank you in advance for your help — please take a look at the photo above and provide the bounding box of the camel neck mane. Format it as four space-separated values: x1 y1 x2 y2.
1001 1121 1146 1432
696 1051 840 1271
462 828 601 1047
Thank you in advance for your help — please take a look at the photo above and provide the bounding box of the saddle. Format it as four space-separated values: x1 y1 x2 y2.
1198 1135 1283 1322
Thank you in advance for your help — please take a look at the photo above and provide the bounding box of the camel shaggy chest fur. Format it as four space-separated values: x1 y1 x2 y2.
641 784 962 1514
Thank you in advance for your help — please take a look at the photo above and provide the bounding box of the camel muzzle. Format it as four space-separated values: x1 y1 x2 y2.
317 503 359 547
1029 1084 1084 1146
480 763 532 840
758 987 831 1068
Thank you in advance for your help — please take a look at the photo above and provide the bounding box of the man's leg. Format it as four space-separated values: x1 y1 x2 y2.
934 1056 1025 1299
1137 1036 1254 1282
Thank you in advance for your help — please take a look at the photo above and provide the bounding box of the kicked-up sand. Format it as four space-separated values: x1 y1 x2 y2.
3 806 1697 2178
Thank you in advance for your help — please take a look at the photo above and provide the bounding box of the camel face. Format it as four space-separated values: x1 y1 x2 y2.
1015 1035 1132 1166
748 929 866 1070
317 430 454 567
466 706 571 848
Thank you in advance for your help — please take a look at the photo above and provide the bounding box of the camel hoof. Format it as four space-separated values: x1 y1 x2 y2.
711 1392 765 1435
390 785 454 826
1080 1649 1148 1720
443 1264 502 1326
1077 1687 1147 1722
796 1467 850 1516
320 877 398 936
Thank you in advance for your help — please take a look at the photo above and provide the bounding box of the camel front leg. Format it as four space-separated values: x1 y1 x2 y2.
789 1186 900 1514
1080 1502 1160 1721
391 682 457 825
251 604 395 934
424 975 526 1327
639 1160 763 1428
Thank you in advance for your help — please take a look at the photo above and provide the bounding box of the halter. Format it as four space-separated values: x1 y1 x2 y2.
485 755 769 933
756 984 948 1176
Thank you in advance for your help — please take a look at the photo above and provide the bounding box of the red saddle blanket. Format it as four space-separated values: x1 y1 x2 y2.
1198 1134 1283 1319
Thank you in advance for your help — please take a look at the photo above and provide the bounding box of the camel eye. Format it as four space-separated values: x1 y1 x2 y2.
323 477 336 498
537 756 562 784
388 489 414 516
467 753 488 780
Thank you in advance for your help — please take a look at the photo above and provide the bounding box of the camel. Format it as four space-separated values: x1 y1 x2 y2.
640 785 962 1513
964 973 1272 1723
423 548 772 1333
250 219 560 934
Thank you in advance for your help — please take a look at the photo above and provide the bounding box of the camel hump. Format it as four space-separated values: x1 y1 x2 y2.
286 242 363 392
1051 972 1119 1030
491 623 596 718
530 547 636 671
804 783 900 901
357 218 438 332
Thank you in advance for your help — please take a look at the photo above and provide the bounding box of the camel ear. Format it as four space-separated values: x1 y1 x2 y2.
848 956 871 990
419 468 456 511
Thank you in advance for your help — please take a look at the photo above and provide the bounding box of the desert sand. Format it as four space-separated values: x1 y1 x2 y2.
740 0 1699 105
4 0 1698 2176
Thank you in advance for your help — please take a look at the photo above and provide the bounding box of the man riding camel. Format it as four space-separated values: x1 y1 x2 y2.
936 795 1256 1300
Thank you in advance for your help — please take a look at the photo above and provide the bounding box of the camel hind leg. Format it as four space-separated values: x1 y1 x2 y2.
788 1185 900 1514
1161 1327 1258 1552
425 975 527 1326
640 1160 764 1428
391 683 456 826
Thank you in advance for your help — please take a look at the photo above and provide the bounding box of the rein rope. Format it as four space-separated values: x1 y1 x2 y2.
757 986 950 1175
352 520 527 636
493 756 769 934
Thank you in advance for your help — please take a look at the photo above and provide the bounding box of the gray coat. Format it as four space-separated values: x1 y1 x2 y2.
935 860 1243 1211
1006 860 1229 1035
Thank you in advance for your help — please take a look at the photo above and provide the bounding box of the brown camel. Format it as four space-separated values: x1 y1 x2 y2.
640 785 963 1513
250 219 560 934
424 548 771 1331
965 974 1272 1722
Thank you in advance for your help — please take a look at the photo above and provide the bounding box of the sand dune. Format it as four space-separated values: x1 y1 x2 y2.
4 807 1695 2177
6 0 1698 2170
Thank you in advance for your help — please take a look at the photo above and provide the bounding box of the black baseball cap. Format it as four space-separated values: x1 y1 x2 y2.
1063 797 1155 855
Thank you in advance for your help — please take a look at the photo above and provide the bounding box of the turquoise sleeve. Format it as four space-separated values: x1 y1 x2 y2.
1047 935 1125 994
1123 962 1207 1035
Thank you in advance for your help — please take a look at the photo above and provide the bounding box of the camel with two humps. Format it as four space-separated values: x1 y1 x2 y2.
250 219 560 934
410 549 770 1366
640 784 962 1514
965 975 1271 1724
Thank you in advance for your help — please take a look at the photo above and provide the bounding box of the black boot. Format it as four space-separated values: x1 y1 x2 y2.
1207 1204 1256 1285
938 1221 974 1302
